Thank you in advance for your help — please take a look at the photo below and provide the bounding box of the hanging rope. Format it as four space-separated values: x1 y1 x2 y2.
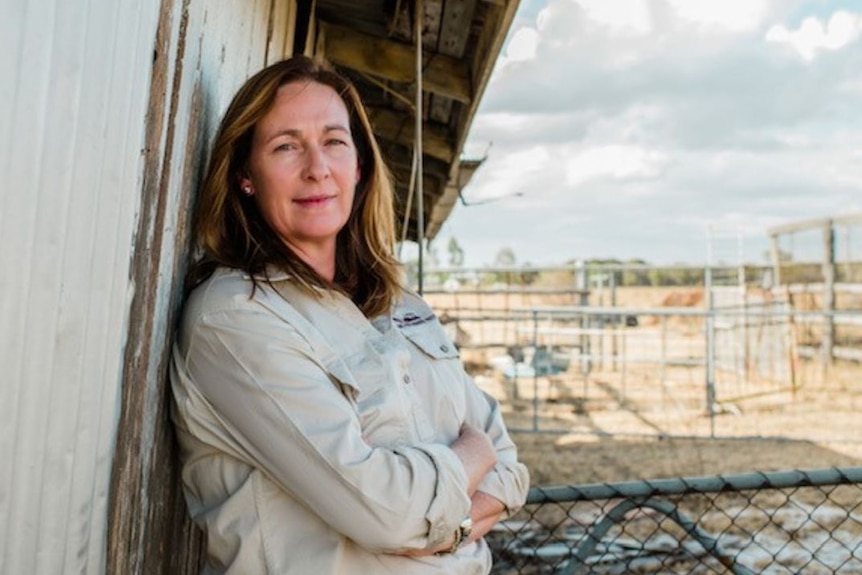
414 0 425 294
399 144 419 250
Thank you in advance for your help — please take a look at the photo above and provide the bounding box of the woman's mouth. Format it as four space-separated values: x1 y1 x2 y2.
294 194 334 207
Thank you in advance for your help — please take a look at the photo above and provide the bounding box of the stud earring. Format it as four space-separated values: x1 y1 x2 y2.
242 186 253 195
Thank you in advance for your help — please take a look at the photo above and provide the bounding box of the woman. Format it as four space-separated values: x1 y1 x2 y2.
170 55 529 574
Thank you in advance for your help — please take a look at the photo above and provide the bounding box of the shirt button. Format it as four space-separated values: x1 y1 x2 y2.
440 345 449 353
403 375 411 384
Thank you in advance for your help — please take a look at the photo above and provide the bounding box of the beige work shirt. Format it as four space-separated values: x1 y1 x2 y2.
170 267 529 574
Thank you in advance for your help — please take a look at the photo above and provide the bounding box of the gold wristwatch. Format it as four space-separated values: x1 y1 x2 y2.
437 514 473 555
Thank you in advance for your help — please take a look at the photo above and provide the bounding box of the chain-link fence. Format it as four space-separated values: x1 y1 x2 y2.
489 466 862 574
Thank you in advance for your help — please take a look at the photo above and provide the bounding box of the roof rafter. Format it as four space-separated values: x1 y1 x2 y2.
318 20 472 103
367 107 454 163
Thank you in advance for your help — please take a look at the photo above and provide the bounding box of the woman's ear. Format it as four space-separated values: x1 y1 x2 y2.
239 174 254 196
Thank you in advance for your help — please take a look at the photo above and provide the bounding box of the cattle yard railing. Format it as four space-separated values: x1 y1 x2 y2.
489 466 862 574
502 305 862 438
436 302 861 443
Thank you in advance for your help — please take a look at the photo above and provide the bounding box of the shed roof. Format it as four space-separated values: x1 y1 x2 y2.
311 0 520 241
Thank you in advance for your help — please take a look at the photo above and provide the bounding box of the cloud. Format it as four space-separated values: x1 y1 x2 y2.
575 0 652 36
564 145 668 186
445 1 862 266
476 145 551 197
666 0 770 32
766 11 862 60
503 27 539 62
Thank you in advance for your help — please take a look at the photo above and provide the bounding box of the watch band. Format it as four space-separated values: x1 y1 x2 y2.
437 514 473 555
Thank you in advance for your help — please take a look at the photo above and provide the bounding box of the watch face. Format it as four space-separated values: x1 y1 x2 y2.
460 515 473 537
436 516 473 555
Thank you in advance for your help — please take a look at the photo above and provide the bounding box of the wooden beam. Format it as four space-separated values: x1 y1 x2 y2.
318 20 472 103
768 216 833 236
367 107 454 163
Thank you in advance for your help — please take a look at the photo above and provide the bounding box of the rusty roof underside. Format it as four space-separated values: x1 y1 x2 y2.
310 0 519 242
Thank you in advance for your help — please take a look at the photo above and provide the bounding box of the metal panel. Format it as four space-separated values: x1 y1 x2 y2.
106 0 298 573
0 0 162 573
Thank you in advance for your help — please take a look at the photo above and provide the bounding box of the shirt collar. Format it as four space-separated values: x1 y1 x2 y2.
240 266 293 282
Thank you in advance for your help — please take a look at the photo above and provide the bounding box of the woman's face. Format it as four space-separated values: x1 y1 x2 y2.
242 80 360 260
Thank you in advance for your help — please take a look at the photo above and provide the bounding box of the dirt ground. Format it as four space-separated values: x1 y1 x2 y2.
426 287 862 487
509 430 862 487
483 368 862 487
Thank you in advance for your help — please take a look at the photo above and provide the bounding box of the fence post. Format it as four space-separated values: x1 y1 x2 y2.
532 309 539 432
705 264 717 438
821 220 835 381
769 233 782 286
574 260 591 377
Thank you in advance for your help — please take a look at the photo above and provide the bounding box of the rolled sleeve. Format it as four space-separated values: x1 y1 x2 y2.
410 443 472 545
477 462 530 519
464 382 531 517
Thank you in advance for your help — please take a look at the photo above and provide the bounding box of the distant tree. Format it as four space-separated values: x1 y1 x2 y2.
586 258 624 287
425 241 440 269
519 262 540 285
423 241 444 286
403 259 419 287
447 236 465 267
493 247 517 286
494 247 516 268
622 258 650 287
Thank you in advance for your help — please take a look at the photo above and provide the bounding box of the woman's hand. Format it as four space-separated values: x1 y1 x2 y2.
465 490 505 544
397 490 506 556
396 426 500 557
450 424 498 495
397 532 459 557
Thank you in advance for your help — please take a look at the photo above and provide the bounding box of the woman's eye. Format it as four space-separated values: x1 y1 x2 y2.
326 138 348 146
275 142 297 151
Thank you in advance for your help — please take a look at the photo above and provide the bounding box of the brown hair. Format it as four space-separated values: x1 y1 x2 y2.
190 55 402 317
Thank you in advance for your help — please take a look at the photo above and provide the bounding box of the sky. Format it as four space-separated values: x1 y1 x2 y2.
428 0 862 268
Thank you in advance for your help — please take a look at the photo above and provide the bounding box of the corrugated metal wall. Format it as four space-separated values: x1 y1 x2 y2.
0 0 298 573
0 0 162 572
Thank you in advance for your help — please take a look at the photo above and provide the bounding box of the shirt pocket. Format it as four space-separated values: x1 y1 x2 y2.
330 349 412 447
397 322 467 431
397 322 460 361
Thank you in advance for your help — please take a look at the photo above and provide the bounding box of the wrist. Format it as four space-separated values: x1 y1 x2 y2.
435 514 473 555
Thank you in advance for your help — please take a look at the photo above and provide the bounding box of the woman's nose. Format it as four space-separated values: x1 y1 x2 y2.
302 145 330 181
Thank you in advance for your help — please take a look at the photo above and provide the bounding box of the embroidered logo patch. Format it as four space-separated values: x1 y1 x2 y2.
393 312 435 328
